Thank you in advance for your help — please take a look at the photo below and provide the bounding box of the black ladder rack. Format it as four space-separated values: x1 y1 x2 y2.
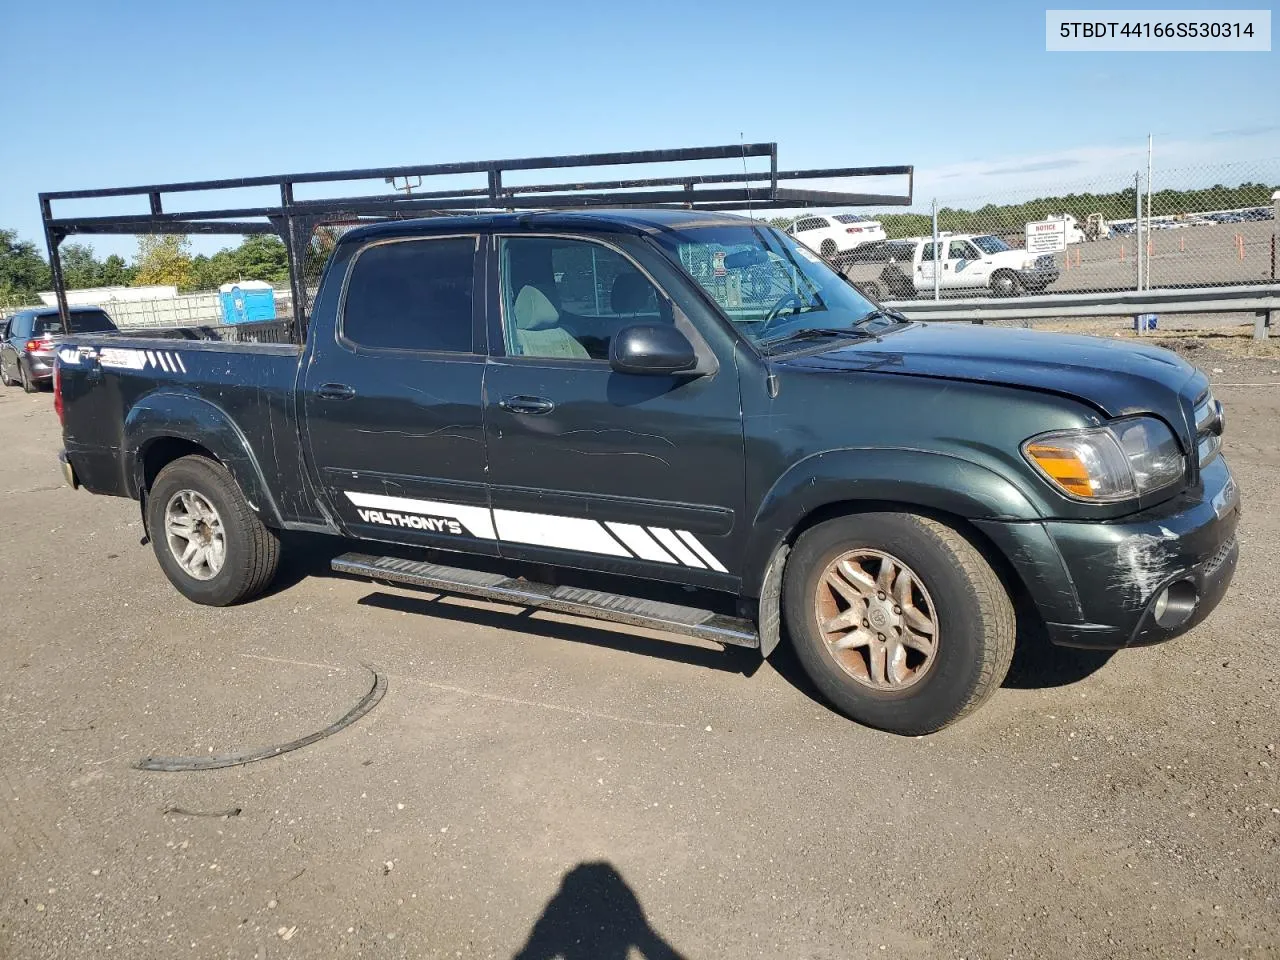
39 142 913 340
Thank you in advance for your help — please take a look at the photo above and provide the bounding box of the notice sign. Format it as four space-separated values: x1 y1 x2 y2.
712 251 727 277
1026 219 1068 254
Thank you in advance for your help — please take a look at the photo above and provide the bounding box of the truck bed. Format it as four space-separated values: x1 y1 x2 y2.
57 331 317 528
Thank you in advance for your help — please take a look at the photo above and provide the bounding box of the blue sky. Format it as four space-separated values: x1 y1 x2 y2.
1 0 1275 258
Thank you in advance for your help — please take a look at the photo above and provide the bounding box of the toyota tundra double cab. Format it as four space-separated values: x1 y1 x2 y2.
53 210 1239 734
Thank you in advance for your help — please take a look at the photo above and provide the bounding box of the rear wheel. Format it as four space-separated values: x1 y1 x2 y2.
146 455 281 606
20 362 36 393
783 512 1015 735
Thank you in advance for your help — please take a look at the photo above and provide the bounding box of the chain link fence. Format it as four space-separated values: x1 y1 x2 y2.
820 159 1279 302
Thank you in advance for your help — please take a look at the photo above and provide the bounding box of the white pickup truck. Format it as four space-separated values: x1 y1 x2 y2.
838 233 1060 299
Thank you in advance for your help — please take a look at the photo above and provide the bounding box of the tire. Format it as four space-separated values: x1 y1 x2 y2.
146 455 281 606
820 239 838 260
783 512 1015 735
20 362 36 393
989 270 1024 297
857 281 882 301
0 360 14 387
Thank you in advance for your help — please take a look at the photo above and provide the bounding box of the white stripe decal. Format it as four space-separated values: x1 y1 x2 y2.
173 354 187 373
605 522 676 563
157 353 172 372
649 528 705 568
494 510 629 557
344 491 496 540
677 531 728 573
145 350 158 369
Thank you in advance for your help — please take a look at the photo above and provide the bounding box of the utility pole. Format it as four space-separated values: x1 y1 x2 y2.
931 198 940 301
1152 135 1162 291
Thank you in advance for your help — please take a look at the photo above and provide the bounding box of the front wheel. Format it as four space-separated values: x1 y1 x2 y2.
146 455 281 606
819 239 838 260
783 512 1015 735
989 270 1024 297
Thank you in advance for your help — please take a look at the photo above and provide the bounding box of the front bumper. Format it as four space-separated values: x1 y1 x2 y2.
1016 267 1060 289
977 456 1240 650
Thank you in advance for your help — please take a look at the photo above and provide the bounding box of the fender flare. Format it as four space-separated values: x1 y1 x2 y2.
742 447 1042 598
124 390 284 528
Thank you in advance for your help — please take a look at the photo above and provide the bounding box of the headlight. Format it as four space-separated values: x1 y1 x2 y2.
1023 417 1185 501
1021 259 1038 270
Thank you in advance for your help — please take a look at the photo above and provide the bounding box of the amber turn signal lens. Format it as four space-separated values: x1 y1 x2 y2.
1024 442 1095 498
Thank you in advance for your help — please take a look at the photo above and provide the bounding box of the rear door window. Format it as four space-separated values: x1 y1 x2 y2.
341 237 478 352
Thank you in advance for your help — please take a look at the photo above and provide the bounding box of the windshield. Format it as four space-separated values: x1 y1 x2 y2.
971 235 1011 255
34 310 117 335
653 224 897 348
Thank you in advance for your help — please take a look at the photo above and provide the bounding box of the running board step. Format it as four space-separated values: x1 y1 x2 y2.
331 552 760 649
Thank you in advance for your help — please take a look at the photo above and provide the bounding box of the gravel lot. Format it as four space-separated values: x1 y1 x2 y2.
1 335 1277 959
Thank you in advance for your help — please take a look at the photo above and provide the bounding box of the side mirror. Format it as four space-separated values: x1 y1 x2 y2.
609 324 697 376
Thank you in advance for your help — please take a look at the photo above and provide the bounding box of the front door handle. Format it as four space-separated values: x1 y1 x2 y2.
317 382 356 401
498 395 555 416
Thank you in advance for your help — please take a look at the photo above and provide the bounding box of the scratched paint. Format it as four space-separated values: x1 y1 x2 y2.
1114 531 1178 603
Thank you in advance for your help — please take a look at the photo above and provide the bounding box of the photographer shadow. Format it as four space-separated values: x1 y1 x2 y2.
512 861 688 960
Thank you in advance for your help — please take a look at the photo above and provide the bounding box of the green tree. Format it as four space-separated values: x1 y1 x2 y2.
188 249 241 292
132 235 194 289
0 228 52 305
60 243 104 289
232 235 289 285
100 254 134 287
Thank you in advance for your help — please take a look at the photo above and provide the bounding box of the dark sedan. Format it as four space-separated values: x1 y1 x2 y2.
1 306 118 392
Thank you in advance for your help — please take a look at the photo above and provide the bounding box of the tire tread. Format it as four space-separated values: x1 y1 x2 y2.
784 511 1016 735
149 455 280 606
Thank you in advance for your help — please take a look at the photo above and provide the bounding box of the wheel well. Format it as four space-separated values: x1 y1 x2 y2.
140 437 218 493
784 499 1034 613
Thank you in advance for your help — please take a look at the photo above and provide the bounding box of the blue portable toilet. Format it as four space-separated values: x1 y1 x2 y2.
219 280 277 324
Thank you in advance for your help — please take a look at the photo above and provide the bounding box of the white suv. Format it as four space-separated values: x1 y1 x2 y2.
785 213 886 260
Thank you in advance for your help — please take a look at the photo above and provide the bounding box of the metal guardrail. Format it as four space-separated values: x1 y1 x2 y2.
891 283 1278 337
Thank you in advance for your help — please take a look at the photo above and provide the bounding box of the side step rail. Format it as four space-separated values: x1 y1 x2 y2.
331 552 760 649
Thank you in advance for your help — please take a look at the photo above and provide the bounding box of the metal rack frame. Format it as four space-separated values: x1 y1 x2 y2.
39 143 913 340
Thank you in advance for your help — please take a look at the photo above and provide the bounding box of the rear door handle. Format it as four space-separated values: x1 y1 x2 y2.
498 395 555 416
317 382 356 401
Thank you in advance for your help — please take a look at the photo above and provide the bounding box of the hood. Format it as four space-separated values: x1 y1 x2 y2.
780 323 1205 439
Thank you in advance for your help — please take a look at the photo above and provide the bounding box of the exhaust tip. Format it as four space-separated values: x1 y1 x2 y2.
1152 579 1197 629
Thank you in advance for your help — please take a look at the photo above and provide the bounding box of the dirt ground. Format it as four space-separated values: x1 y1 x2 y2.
0 334 1277 960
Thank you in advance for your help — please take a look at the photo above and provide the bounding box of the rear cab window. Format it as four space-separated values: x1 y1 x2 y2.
340 237 479 352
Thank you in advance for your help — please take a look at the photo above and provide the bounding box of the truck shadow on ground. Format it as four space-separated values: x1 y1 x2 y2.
511 861 689 960
270 533 1110 692
356 590 761 677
